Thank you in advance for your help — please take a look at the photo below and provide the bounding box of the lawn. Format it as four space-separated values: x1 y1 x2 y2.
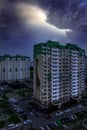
56 120 65 130
2 94 8 100
0 102 9 109
17 90 29 97
66 119 79 126
17 91 26 96
3 109 14 115
8 115 21 123
63 112 87 126
0 94 8 104
54 126 64 130
73 125 87 130
21 114 28 120
84 119 87 124
17 88 32 97
56 118 78 127
0 121 6 128
75 112 87 120
82 111 87 115
82 94 87 99
0 97 4 102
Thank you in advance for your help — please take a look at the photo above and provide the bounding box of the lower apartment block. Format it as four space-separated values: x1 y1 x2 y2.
0 55 30 82
33 41 86 109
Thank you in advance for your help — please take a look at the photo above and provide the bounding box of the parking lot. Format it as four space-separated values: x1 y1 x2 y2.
0 82 87 130
7 95 87 130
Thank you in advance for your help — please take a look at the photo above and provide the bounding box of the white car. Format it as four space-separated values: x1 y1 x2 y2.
64 109 70 113
54 122 59 127
23 119 32 125
39 127 45 130
73 114 78 119
8 124 18 129
55 111 63 116
70 115 75 120
45 125 51 130
15 108 23 113
29 112 34 116
77 105 83 108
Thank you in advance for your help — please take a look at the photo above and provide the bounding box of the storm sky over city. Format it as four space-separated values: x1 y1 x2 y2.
0 0 87 59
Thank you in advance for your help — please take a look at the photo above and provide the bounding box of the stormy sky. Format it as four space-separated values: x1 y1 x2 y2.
0 0 87 60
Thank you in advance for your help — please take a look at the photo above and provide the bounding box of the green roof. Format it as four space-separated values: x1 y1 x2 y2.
0 55 30 61
66 43 82 51
34 40 85 58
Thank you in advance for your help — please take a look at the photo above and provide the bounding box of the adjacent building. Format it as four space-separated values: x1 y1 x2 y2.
0 55 30 82
33 40 86 109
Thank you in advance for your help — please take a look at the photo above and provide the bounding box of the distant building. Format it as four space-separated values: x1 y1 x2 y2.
0 55 30 82
33 41 86 109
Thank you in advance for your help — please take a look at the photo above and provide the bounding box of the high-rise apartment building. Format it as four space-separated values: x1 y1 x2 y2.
33 41 86 109
0 55 30 82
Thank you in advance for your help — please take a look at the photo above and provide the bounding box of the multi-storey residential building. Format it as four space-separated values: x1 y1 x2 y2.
0 55 30 82
33 40 86 109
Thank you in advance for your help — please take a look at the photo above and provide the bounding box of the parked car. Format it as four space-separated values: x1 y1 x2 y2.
55 111 63 116
61 117 70 123
44 125 51 130
15 108 24 113
8 124 18 129
23 119 32 125
67 116 73 121
48 122 58 129
64 109 70 113
29 112 34 116
39 126 45 130
73 114 78 119
76 105 83 108
53 122 59 127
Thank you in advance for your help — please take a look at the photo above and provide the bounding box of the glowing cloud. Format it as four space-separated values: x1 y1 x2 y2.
16 4 47 25
16 3 71 36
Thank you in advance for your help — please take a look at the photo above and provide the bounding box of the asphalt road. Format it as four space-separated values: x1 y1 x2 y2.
18 104 87 129
3 99 87 130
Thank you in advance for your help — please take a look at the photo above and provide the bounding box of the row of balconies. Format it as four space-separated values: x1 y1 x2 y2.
51 55 59 58
71 89 78 92
71 93 78 96
71 66 78 68
71 74 78 76
71 77 78 79
43 91 83 99
51 95 60 98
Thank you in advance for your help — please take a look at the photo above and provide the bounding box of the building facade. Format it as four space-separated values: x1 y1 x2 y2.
0 55 30 82
33 41 86 109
